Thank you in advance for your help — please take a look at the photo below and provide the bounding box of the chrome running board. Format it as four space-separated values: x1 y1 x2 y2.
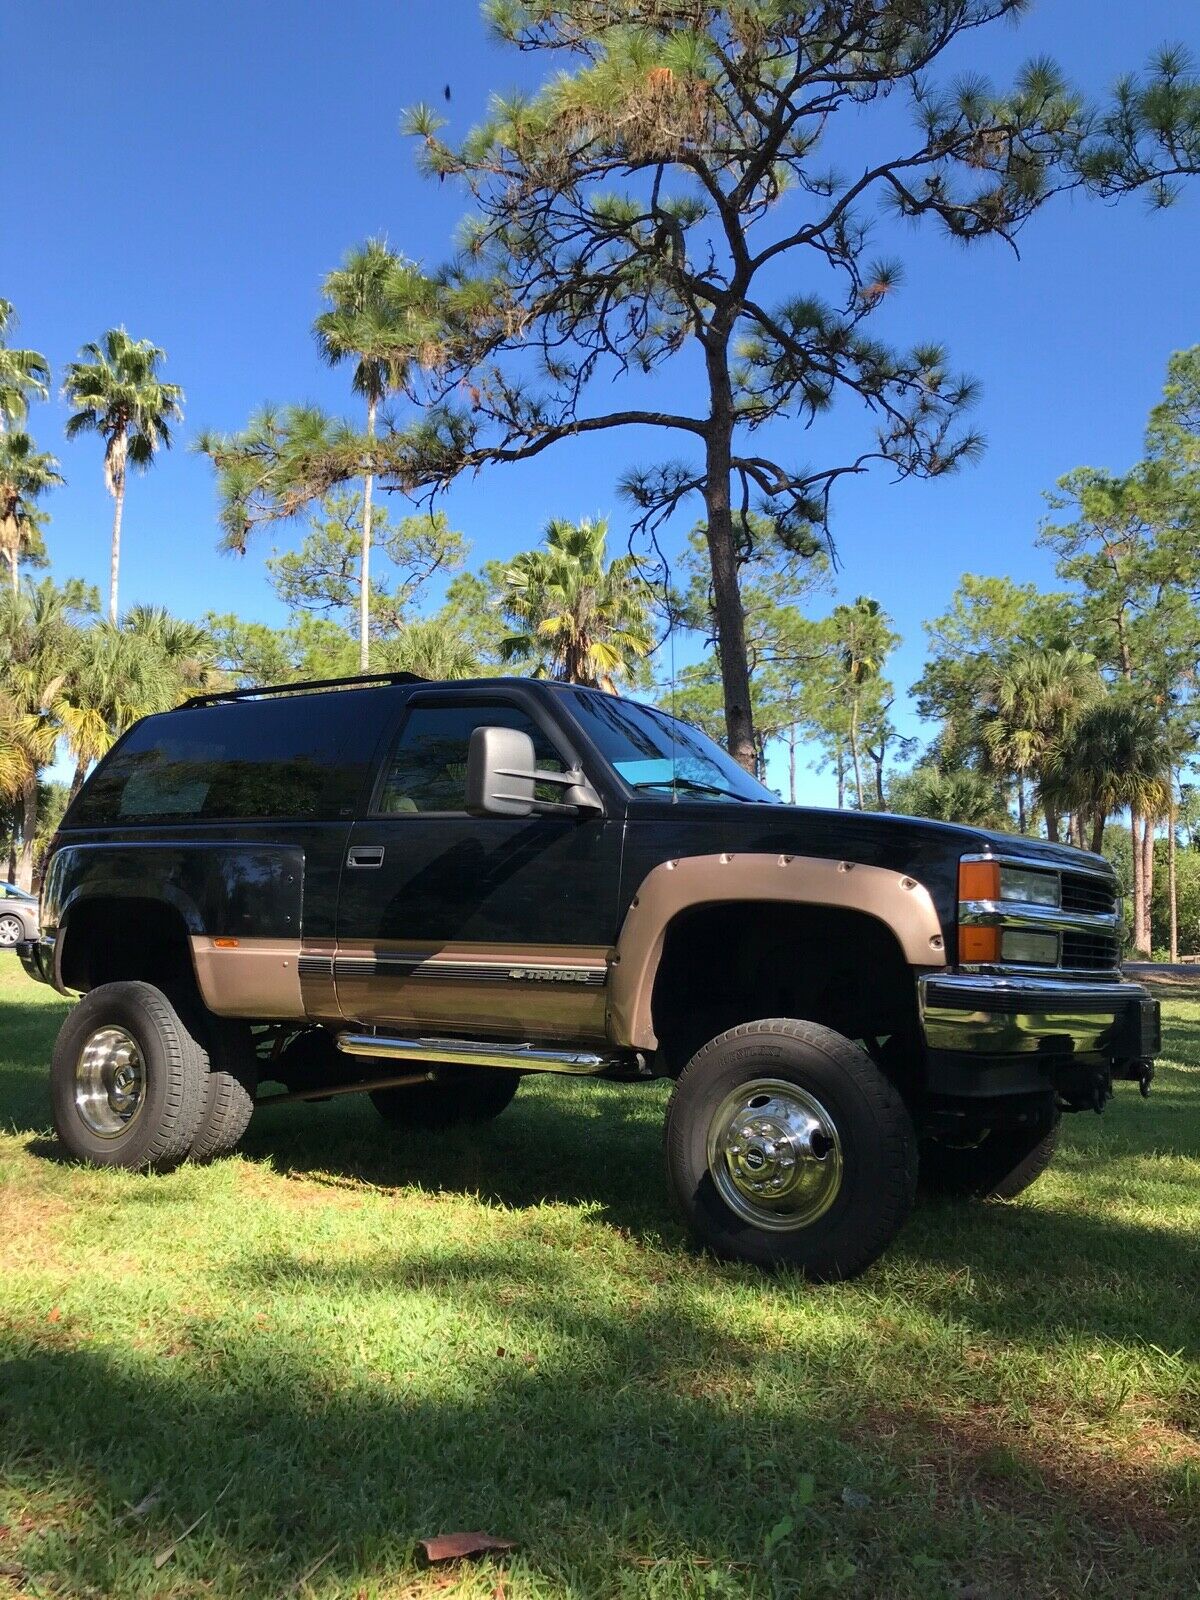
336 1032 619 1075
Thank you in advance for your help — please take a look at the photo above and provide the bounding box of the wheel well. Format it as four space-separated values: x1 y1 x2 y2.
650 901 921 1079
59 898 199 1008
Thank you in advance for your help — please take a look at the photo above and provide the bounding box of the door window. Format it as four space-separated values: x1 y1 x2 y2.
376 701 568 815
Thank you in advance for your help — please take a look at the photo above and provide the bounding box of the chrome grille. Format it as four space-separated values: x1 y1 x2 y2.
1061 930 1121 971
1061 872 1118 916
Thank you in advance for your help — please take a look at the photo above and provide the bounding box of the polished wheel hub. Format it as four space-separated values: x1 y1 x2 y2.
74 1026 146 1138
707 1077 843 1231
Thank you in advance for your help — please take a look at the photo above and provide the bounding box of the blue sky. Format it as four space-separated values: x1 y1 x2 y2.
4 0 1198 802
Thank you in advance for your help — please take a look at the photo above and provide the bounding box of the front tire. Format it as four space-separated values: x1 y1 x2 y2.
920 1116 1060 1200
665 1019 917 1281
370 1067 520 1131
0 914 24 948
51 981 207 1171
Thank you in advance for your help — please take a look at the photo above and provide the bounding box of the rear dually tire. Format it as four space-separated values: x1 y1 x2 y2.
51 981 207 1171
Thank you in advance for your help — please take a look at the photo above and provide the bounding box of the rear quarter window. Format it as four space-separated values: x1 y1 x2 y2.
69 697 363 825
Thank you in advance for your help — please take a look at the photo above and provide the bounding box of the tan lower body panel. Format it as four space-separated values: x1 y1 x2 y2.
331 940 611 1043
190 936 305 1020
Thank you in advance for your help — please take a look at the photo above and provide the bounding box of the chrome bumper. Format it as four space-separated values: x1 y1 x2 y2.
919 973 1160 1060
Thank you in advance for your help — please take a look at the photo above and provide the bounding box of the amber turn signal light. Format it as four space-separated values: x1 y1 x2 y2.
958 859 1000 902
957 925 1001 964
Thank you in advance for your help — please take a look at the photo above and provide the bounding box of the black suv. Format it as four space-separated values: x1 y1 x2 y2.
21 672 1160 1279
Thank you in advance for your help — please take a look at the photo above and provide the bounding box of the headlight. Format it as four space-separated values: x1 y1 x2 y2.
959 859 1060 907
1000 929 1060 966
998 866 1060 907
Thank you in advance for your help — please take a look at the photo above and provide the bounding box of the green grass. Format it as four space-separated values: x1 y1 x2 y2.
1 963 1197 1600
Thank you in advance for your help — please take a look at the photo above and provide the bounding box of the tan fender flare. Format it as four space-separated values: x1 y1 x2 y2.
607 852 947 1051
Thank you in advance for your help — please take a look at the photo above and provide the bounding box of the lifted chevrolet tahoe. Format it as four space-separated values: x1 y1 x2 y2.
21 671 1161 1279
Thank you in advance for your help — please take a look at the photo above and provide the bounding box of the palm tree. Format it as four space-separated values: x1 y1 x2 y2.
377 617 481 681
499 516 653 690
0 581 83 888
61 608 215 799
888 764 1012 830
0 432 63 591
981 645 1100 840
1042 696 1172 859
829 597 891 810
314 241 436 672
62 330 184 622
0 300 51 430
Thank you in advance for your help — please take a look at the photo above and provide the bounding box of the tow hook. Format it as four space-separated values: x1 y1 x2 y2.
1137 1062 1154 1099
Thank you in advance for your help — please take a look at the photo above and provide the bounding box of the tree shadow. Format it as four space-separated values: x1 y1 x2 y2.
1 1252 1195 1600
242 1075 676 1241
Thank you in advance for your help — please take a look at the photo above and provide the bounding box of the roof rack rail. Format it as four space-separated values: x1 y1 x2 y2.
182 671 427 709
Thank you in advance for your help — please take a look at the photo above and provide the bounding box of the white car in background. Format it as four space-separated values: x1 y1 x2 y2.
0 883 39 948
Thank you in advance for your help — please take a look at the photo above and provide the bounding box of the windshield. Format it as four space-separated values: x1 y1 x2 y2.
567 690 777 803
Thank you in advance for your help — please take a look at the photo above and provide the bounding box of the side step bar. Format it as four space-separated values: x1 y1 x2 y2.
336 1033 622 1076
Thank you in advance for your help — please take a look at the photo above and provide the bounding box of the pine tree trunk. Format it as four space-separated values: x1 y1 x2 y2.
17 774 37 893
1168 780 1178 963
702 341 756 773
1141 813 1155 955
360 395 377 674
1045 805 1060 845
1130 808 1143 953
835 741 845 809
848 701 864 810
1016 777 1026 835
788 726 796 805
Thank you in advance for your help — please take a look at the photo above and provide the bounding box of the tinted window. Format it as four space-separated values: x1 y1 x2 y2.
569 690 775 802
71 698 357 825
378 701 566 814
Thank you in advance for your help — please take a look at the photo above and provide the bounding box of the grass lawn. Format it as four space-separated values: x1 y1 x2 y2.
1 962 1197 1599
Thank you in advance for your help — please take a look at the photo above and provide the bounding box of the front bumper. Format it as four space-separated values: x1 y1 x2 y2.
918 972 1160 1110
17 935 56 989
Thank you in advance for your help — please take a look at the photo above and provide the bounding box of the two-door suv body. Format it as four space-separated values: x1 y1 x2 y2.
22 672 1160 1278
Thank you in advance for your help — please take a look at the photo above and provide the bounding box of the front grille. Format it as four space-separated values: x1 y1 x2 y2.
1061 872 1118 916
1061 930 1121 971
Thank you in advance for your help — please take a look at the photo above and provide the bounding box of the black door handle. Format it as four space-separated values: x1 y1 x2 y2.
347 845 385 869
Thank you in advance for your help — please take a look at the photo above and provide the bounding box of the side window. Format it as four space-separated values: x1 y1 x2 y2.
376 702 567 815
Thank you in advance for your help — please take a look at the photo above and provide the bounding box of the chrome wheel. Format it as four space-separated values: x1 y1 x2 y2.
706 1077 843 1231
74 1026 147 1138
0 915 22 947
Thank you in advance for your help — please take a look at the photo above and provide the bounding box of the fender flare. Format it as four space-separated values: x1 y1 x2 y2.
607 852 947 1051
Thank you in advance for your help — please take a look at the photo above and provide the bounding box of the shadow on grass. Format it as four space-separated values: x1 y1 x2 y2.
1 1256 1196 1600
242 1079 674 1238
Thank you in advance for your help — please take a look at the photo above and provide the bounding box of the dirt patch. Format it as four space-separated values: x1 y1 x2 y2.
0 1184 69 1274
852 1401 1198 1546
235 1163 368 1211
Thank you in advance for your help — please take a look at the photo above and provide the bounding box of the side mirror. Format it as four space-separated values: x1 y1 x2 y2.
467 726 537 817
466 725 602 818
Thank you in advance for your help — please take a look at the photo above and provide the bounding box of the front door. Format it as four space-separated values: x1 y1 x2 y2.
334 690 622 1042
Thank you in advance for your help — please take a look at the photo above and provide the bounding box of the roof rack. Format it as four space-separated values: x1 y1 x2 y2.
182 671 427 709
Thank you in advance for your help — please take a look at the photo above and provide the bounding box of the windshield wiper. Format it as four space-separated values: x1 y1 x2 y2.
631 777 755 803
